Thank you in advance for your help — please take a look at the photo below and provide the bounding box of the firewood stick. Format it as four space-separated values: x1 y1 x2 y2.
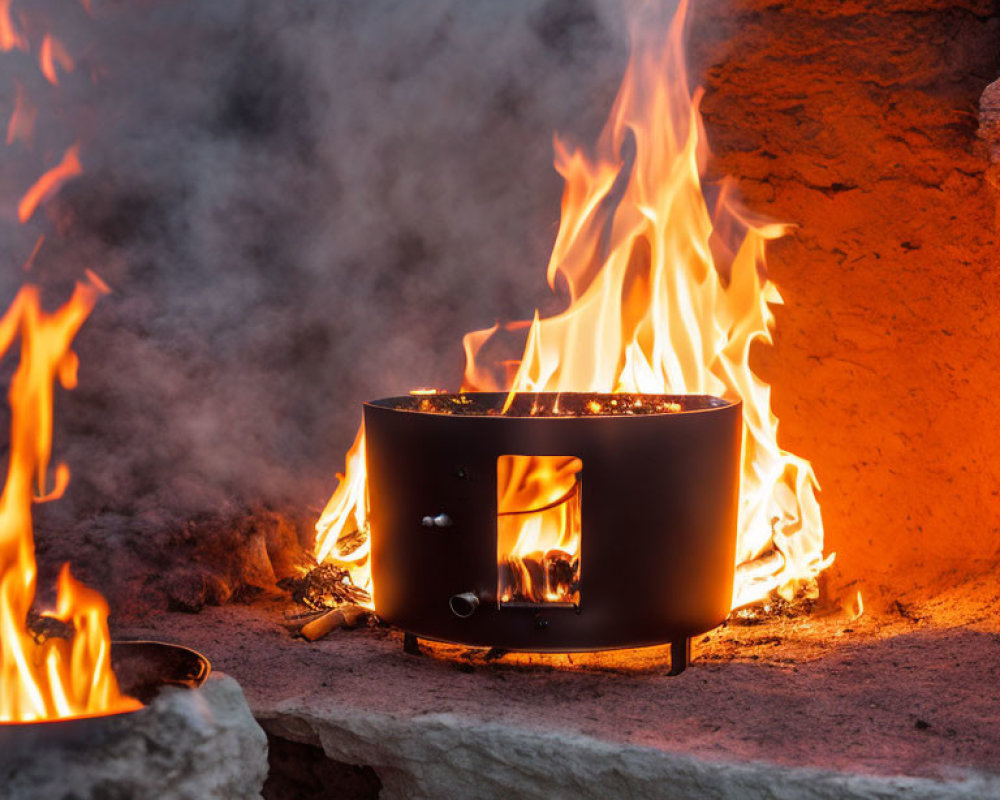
299 604 368 641
282 609 329 634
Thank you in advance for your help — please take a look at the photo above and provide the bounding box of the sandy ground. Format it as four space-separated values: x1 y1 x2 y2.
119 570 1000 779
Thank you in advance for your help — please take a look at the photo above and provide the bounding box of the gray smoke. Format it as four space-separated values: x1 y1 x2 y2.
0 0 689 607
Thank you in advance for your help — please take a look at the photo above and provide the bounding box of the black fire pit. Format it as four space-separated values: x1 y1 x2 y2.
365 392 741 674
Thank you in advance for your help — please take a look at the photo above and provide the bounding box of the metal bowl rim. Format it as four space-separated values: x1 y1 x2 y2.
0 639 211 729
367 391 740 419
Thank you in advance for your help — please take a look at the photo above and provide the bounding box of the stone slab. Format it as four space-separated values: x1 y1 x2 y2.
263 707 1000 800
0 674 269 800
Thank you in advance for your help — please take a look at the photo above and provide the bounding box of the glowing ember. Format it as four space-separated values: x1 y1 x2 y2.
6 82 35 146
18 143 83 224
39 34 75 87
315 0 830 611
0 0 25 53
0 276 140 722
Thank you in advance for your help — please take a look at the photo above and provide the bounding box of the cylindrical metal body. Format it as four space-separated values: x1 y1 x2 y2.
365 392 741 652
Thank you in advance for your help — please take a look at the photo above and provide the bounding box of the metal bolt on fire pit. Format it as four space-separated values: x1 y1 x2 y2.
421 513 453 528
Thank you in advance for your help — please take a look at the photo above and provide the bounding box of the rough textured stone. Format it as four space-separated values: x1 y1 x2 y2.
0 675 269 800
261 710 1000 800
980 78 1000 187
688 0 1000 603
120 581 1000 800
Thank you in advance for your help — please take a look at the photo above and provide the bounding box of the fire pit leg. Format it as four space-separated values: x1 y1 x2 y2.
403 632 422 655
668 637 691 676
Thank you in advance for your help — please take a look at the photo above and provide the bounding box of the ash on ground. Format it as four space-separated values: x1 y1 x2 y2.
728 593 818 626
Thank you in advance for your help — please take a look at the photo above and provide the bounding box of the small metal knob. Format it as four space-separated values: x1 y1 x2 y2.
421 513 453 528
449 593 479 618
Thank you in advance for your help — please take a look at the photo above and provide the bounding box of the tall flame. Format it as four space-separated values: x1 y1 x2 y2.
315 0 830 610
314 426 371 597
0 276 140 722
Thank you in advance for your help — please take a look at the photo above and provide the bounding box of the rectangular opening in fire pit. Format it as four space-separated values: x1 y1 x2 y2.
497 454 583 608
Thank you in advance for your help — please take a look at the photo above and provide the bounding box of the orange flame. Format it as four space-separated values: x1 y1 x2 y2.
18 143 82 224
22 235 44 273
314 426 372 603
6 82 35 146
0 0 25 53
315 0 830 610
0 276 140 722
497 455 582 604
39 35 75 87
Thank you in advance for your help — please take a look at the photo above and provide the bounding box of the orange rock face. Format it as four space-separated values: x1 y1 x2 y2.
690 0 1000 606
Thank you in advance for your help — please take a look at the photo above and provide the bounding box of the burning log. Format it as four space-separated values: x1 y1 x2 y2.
500 549 578 604
298 604 369 642
334 525 368 557
545 549 578 594
26 608 74 643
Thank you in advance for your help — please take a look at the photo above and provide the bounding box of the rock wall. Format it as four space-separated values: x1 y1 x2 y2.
690 0 1000 602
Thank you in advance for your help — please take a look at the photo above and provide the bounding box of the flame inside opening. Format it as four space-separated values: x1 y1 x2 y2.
315 0 830 611
0 277 140 723
497 455 582 605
